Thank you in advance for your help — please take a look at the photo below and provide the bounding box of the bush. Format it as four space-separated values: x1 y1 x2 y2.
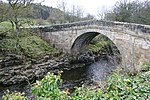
2 92 28 100
3 64 150 100
105 69 150 100
0 21 12 34
70 86 104 100
32 72 68 100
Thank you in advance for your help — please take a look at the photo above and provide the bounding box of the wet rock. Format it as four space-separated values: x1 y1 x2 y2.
0 52 98 85
1 54 24 67
68 52 95 64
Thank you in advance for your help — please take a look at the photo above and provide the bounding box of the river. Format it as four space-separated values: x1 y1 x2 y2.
0 57 116 99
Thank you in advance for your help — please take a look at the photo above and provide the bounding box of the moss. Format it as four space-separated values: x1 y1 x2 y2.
19 35 58 59
89 41 112 53
0 33 59 60
88 35 114 54
141 62 150 72
0 38 18 53
0 21 13 33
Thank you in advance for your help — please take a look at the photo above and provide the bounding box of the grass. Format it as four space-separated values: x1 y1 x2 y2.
0 35 58 60
0 21 59 61
89 41 113 54
0 21 13 34
88 34 115 56
0 18 50 30
19 35 58 59
0 19 58 60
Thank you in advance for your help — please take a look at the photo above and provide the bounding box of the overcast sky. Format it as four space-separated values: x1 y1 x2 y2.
2 0 147 17
42 0 119 16
42 0 147 17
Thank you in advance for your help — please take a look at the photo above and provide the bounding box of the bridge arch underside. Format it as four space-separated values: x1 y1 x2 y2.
71 32 122 64
71 32 99 53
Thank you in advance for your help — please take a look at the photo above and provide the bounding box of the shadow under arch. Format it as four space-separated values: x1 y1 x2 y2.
71 32 122 64
71 32 100 53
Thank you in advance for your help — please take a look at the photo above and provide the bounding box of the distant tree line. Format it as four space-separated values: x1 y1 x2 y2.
0 0 95 25
104 0 150 25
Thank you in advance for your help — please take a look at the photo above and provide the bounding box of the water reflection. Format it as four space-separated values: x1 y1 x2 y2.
61 58 116 89
87 59 116 82
0 58 116 98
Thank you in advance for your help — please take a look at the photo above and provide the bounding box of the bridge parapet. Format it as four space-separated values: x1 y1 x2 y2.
28 20 150 35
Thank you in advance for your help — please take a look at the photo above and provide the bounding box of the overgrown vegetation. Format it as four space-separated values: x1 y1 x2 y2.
0 33 58 61
88 34 119 57
104 0 150 25
0 21 12 34
2 63 150 100
32 72 68 100
2 92 28 100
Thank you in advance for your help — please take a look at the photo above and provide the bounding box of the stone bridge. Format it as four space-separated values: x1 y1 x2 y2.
29 20 150 72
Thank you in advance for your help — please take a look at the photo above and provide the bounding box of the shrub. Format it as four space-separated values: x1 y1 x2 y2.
32 72 68 100
2 92 28 100
70 86 104 100
2 64 150 100
105 69 150 100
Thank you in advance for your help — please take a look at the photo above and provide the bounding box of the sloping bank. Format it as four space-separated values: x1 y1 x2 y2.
0 31 95 85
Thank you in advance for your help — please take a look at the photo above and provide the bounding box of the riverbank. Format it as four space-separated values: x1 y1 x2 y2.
0 56 117 98
0 53 96 85
0 30 149 99
0 32 119 85
0 30 60 85
1 63 149 100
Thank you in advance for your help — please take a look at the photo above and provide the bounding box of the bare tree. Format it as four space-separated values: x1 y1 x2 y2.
2 0 35 54
97 6 108 20
83 14 95 20
76 6 84 20
57 0 68 23
0 1 7 22
104 0 150 25
6 0 34 30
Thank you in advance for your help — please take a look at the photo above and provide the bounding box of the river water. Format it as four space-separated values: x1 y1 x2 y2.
0 58 116 99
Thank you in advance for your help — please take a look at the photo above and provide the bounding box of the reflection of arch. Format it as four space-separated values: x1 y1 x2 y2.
71 32 121 62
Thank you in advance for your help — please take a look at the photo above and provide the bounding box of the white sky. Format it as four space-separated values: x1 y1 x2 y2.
2 0 147 17
42 0 147 17
42 0 118 16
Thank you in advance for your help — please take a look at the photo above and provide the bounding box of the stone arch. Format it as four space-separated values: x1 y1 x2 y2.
71 32 99 53
71 31 122 63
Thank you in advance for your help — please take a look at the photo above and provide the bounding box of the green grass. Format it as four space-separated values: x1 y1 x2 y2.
0 18 50 29
89 41 113 54
19 35 58 59
141 62 150 71
88 34 114 55
0 20 58 61
0 21 13 33
32 19 50 25
0 33 59 60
